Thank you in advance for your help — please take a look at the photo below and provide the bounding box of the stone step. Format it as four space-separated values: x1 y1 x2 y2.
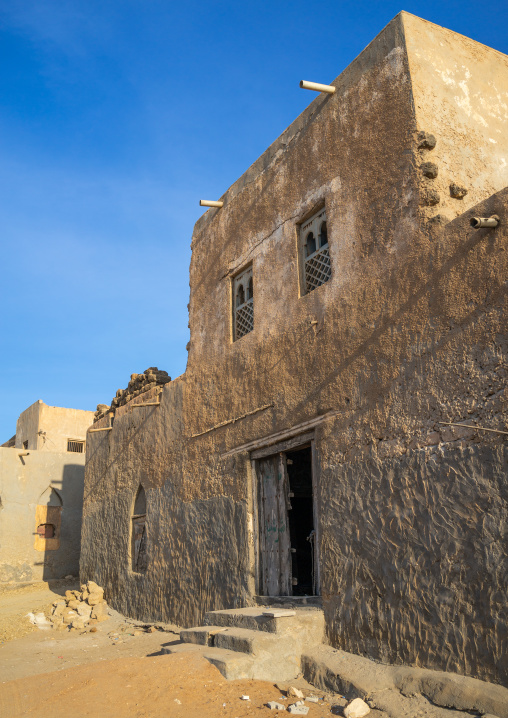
180 625 227 647
214 626 295 655
161 641 255 680
205 606 325 643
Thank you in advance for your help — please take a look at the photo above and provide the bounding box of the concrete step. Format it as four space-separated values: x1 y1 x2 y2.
161 641 255 680
180 625 227 647
214 626 294 656
162 639 300 681
204 606 325 642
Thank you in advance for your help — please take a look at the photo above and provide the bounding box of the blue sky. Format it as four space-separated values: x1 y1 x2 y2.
1 0 507 441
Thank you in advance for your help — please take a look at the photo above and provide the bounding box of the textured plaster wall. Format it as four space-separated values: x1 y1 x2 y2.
81 13 508 685
15 401 41 451
0 447 85 582
15 400 94 453
403 12 508 220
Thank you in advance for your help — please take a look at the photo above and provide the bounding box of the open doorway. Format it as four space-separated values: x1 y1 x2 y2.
286 447 315 596
255 437 318 597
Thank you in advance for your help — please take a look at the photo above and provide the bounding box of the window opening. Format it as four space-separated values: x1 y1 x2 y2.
23 440 28 450
233 265 254 340
132 486 148 573
300 208 331 294
67 439 85 453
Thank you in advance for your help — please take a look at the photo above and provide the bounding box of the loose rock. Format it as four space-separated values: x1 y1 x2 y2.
343 697 370 718
288 687 305 699
267 702 286 710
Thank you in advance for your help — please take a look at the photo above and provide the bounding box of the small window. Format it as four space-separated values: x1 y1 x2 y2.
233 265 254 341
299 208 331 295
23 440 28 450
67 439 85 453
132 486 148 573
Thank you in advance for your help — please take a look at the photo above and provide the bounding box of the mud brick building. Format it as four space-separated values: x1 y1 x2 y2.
81 13 508 684
1 401 94 582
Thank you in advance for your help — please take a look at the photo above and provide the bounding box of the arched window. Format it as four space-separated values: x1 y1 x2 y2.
305 232 316 257
319 221 328 248
233 265 254 340
132 486 148 572
34 486 62 551
236 284 245 307
299 208 331 294
38 487 63 507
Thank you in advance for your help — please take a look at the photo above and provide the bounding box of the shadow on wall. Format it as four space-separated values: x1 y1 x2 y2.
33 464 85 581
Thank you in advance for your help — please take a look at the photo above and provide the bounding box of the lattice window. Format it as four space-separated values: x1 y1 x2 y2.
233 266 254 341
67 439 85 453
300 207 331 294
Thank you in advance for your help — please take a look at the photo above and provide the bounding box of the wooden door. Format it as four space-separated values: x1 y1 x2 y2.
257 452 291 596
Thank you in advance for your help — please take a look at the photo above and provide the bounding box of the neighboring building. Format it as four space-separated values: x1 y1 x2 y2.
0 401 95 582
81 13 508 685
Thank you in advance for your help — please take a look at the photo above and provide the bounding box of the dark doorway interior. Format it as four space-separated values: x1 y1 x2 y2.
286 446 315 595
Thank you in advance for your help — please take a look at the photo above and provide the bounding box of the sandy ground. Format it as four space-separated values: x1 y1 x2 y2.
0 582 363 718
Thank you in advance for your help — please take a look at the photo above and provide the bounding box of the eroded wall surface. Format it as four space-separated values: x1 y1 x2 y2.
81 13 508 685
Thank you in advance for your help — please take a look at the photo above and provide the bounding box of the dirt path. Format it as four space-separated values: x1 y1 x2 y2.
0 580 81 644
0 651 349 718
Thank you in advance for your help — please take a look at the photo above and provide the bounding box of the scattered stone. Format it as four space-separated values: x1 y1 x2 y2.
288 705 309 715
288 687 305 699
419 188 440 206
64 574 74 580
146 625 156 633
89 627 98 633
450 182 468 199
240 695 250 701
76 602 93 618
67 599 80 610
91 602 109 622
417 131 436 150
421 162 438 178
343 697 370 718
267 702 286 710
62 610 78 625
133 629 143 636
174 699 181 704
305 696 320 703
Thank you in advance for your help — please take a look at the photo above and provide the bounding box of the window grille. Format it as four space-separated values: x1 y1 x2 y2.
67 439 85 453
233 265 254 341
300 208 331 294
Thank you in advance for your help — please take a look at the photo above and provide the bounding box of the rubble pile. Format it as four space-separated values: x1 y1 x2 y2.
94 367 171 422
49 580 110 632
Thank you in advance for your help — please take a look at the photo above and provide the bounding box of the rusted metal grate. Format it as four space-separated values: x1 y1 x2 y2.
67 439 85 453
37 523 55 538
235 299 254 339
305 246 331 293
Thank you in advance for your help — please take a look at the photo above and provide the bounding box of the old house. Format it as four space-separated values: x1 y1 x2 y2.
81 12 508 685
0 400 94 582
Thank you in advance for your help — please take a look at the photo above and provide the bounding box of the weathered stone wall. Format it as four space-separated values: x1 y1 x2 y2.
81 13 508 686
0 447 85 582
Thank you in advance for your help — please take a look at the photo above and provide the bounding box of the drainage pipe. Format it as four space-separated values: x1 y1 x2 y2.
200 200 223 208
299 80 336 94
470 214 499 229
